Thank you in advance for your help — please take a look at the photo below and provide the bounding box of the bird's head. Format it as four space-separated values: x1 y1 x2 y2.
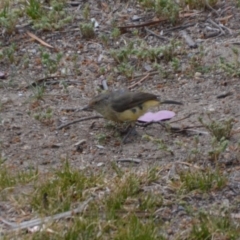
82 92 110 113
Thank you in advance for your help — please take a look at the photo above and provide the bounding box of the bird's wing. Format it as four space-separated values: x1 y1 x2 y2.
111 92 158 112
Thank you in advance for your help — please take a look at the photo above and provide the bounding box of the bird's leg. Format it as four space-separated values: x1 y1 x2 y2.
118 123 131 134
122 123 138 144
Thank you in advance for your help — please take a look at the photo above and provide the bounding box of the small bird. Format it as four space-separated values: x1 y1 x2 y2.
83 89 182 142
83 89 182 123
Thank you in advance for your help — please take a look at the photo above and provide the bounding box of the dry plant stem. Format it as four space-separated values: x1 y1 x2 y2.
144 27 168 41
57 116 103 129
0 197 93 231
128 73 150 89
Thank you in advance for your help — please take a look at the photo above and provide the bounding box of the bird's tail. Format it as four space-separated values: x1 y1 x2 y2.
160 100 183 105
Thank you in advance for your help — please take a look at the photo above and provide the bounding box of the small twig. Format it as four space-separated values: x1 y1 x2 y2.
73 139 87 147
136 121 155 127
217 91 233 99
29 75 75 87
101 79 108 90
158 121 206 134
118 19 167 32
205 0 220 17
67 1 82 7
219 23 232 35
183 129 209 135
128 73 150 89
133 71 159 80
159 161 202 173
220 6 233 16
167 124 204 130
207 19 225 35
180 30 198 48
175 161 202 169
137 113 195 127
216 15 233 23
203 29 220 39
144 27 168 41
230 42 240 45
1 197 93 231
57 116 103 130
169 113 195 124
27 31 54 49
60 107 81 112
16 22 32 29
163 23 196 33
60 106 92 112
138 118 207 135
116 158 141 164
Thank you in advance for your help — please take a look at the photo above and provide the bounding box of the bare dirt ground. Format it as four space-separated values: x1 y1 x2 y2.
1 0 240 238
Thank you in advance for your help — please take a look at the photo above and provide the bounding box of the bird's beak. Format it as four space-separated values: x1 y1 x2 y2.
161 100 183 105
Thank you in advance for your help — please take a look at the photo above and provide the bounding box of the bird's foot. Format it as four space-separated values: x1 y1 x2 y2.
122 125 138 144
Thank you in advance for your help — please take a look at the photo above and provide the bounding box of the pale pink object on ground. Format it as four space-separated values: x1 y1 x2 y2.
138 110 175 122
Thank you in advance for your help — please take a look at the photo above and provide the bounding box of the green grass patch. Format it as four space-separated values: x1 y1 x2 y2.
113 215 164 240
31 161 102 214
0 165 37 191
199 116 234 141
179 168 227 192
105 173 141 217
189 212 240 239
105 166 163 218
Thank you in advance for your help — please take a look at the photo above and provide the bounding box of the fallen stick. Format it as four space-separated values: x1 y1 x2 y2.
57 116 103 130
0 197 93 231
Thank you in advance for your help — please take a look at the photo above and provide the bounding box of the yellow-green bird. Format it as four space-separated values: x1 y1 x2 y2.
83 89 182 123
